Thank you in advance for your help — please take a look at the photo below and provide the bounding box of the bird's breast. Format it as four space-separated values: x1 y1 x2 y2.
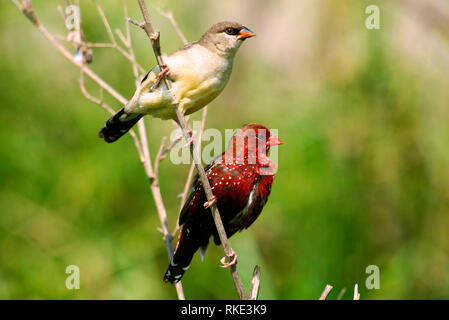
168 45 233 114
135 45 233 119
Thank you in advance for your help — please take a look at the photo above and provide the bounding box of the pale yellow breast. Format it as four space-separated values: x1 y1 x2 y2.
133 44 232 119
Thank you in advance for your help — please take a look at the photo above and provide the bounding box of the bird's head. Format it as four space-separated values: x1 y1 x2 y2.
200 21 255 58
225 123 283 169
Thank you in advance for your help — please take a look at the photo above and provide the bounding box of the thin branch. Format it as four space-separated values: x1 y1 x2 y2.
153 133 183 185
57 5 66 22
173 106 207 237
121 0 185 299
135 0 246 299
249 266 261 300
79 70 114 114
120 0 141 86
128 18 145 29
319 284 333 300
156 8 209 238
93 0 116 45
154 136 167 179
79 70 144 162
354 283 360 300
337 287 346 300
156 6 188 44
93 0 146 74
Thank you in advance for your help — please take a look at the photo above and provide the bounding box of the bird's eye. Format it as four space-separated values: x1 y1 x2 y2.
225 27 239 35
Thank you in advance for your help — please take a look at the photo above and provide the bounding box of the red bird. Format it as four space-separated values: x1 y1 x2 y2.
164 123 283 283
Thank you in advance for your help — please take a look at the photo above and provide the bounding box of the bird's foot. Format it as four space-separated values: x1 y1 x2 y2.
220 249 238 268
203 196 217 209
150 64 170 91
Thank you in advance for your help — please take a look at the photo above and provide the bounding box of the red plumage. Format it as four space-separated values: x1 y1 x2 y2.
164 123 283 283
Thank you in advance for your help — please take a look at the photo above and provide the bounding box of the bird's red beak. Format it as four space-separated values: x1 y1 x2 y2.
267 135 283 146
238 26 256 40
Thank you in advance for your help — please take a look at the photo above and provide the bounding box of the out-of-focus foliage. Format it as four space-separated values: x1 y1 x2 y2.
1 0 448 299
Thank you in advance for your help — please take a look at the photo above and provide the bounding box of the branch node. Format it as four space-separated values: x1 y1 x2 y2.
127 17 145 29
13 0 39 26
150 31 159 41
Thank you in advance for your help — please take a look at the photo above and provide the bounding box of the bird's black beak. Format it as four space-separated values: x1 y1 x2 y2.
238 26 256 40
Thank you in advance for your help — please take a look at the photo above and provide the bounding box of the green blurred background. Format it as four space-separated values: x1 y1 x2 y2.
1 0 448 299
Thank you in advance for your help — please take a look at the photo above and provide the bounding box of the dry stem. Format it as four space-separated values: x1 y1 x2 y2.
134 0 247 300
319 284 333 300
249 266 261 300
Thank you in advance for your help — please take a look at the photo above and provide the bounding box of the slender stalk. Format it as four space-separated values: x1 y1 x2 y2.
249 266 261 300
135 0 246 300
354 283 360 300
319 284 333 300
121 0 185 298
158 8 209 238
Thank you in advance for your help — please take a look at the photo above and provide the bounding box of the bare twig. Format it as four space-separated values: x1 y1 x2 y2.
134 0 247 300
79 70 144 163
249 266 261 300
319 284 333 300
93 0 146 74
127 18 145 29
153 137 167 179
157 8 209 238
157 6 188 44
120 0 185 299
337 287 346 300
173 106 208 237
93 0 115 45
354 283 360 300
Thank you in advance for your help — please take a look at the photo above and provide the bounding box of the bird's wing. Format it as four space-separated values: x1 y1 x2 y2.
178 154 223 226
128 48 203 114
138 65 161 93
164 48 205 99
238 174 274 230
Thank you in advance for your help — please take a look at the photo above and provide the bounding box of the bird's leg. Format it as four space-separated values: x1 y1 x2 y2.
150 64 170 91
203 195 217 209
220 248 238 268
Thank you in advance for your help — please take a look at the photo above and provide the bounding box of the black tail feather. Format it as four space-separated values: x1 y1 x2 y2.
163 225 209 284
98 108 142 143
163 226 197 284
163 257 192 284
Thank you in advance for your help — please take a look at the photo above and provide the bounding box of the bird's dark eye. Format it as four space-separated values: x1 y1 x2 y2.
225 27 239 35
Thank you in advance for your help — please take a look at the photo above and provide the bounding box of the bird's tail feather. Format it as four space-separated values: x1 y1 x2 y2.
163 226 208 283
98 108 142 143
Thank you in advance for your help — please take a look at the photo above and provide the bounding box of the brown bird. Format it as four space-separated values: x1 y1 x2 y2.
98 21 255 143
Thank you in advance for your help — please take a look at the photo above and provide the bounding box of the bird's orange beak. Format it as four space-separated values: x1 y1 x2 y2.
267 136 283 146
238 26 256 40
